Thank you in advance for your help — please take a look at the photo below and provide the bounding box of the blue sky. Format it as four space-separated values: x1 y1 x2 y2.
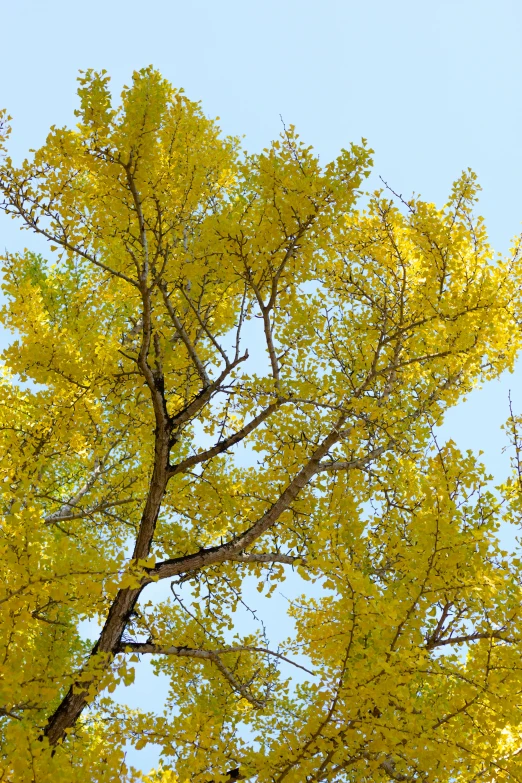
1 0 522 773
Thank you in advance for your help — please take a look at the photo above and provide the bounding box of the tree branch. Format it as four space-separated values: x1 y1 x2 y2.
0 184 138 286
168 400 282 477
151 415 347 582
123 156 150 286
160 280 210 387
317 444 388 472
226 552 305 566
116 642 270 707
426 629 520 649
45 497 135 524
169 351 249 432
117 642 315 686
44 460 104 523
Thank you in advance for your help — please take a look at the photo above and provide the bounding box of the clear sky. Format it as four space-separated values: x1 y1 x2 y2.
1 0 522 773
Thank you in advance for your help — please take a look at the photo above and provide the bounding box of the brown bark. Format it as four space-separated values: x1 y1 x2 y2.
43 411 345 744
43 420 172 745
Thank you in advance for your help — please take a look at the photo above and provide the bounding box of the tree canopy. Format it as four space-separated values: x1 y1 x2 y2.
1 67 522 782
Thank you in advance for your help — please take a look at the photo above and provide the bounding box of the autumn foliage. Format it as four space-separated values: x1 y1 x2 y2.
1 68 522 781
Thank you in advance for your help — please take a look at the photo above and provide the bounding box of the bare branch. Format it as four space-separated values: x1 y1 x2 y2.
116 642 272 707
117 642 315 679
317 445 388 472
44 460 104 523
170 351 249 432
0 187 138 286
168 400 282 477
179 283 230 366
44 438 128 523
160 280 210 386
123 156 149 286
226 552 305 567
45 497 135 524
0 707 22 721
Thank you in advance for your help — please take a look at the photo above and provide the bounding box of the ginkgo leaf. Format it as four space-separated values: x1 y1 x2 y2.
0 66 522 783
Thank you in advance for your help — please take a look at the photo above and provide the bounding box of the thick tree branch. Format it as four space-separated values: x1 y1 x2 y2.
44 193 172 743
43 348 252 744
151 415 347 582
426 630 520 649
173 552 304 585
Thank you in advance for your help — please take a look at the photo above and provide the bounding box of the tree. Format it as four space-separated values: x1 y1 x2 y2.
1 67 522 782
